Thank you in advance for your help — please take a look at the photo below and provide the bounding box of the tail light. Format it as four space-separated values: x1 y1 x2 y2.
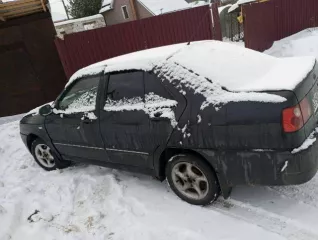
282 97 312 133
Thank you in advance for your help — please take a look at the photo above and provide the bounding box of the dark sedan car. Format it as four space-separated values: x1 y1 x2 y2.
20 41 318 205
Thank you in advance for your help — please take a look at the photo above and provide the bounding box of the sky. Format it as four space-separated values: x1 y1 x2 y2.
48 0 69 22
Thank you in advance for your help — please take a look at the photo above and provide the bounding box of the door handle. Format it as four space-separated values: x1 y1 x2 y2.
151 117 169 121
82 117 95 124
150 112 169 121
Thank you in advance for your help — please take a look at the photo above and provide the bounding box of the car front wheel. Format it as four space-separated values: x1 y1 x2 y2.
166 154 220 205
31 138 70 171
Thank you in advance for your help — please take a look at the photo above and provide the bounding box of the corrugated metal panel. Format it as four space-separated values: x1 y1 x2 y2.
211 3 222 41
243 0 318 52
55 5 221 78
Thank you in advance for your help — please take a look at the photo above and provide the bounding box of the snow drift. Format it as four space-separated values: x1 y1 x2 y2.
265 28 318 61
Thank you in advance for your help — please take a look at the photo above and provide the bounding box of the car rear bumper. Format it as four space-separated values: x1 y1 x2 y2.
279 137 318 185
198 138 318 187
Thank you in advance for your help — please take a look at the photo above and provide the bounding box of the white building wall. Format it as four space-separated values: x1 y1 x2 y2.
55 14 106 38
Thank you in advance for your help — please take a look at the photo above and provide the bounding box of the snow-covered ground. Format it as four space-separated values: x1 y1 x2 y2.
1 118 318 240
2 29 318 240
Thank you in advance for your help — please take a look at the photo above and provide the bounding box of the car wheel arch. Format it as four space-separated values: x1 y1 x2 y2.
156 147 232 199
26 134 62 160
27 134 39 151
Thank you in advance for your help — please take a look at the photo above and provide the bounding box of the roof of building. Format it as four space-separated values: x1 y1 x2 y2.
54 14 104 26
228 0 258 13
137 0 190 15
99 0 114 13
218 4 232 14
102 0 112 5
0 0 48 21
189 1 209 8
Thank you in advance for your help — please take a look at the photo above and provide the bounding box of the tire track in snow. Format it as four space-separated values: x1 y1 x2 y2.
269 183 318 209
210 199 318 240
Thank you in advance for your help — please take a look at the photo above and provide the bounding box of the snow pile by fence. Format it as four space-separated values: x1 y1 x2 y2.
265 28 318 61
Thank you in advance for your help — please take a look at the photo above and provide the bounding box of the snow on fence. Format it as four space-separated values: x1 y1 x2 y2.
55 5 222 79
243 0 318 51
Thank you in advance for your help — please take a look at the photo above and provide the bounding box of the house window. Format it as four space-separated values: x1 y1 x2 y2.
121 5 129 19
83 21 96 30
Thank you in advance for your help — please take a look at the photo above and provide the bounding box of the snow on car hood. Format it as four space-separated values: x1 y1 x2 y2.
169 41 316 92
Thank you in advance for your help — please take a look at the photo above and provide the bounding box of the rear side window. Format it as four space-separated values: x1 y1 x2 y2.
144 72 178 123
105 71 144 111
58 76 100 112
145 72 173 99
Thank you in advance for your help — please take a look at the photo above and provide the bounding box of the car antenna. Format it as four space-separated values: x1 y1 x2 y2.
187 42 191 45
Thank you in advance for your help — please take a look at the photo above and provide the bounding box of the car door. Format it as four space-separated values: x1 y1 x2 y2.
45 74 106 162
99 71 151 169
144 72 187 153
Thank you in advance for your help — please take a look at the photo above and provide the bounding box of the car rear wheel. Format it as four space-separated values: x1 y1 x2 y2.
31 138 71 171
166 154 220 205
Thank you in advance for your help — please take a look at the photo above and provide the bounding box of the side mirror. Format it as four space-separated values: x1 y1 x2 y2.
39 104 53 116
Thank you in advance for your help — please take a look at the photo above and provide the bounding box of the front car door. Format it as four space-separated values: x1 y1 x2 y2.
45 74 106 162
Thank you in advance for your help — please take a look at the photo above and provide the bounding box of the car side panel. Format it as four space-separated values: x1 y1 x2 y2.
20 115 62 159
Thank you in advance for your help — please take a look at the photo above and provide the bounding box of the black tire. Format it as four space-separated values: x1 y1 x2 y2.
166 154 220 206
31 138 71 171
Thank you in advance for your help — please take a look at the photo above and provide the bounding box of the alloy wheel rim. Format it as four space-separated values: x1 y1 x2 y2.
171 162 209 200
35 144 55 168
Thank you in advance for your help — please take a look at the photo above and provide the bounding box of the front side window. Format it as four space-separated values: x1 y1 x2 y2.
104 71 144 111
57 76 100 113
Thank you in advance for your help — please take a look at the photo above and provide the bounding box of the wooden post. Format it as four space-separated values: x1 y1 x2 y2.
40 0 47 12
129 0 138 20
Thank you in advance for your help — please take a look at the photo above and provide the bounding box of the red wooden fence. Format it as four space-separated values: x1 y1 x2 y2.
55 5 221 79
243 0 318 51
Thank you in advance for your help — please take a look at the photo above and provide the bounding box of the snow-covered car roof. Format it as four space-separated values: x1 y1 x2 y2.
68 40 316 93
67 43 187 87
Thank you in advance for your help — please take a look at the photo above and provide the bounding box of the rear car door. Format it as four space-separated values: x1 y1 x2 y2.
45 75 106 162
99 71 151 169
144 72 183 152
